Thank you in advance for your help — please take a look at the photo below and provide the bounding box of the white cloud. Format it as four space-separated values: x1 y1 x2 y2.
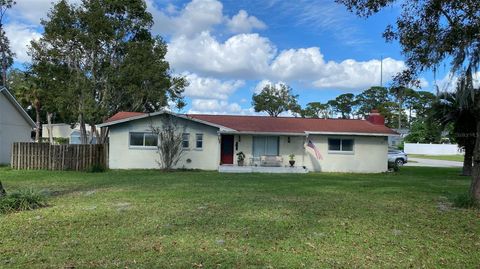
435 72 480 92
5 23 41 63
167 31 276 79
270 48 405 89
254 79 287 93
184 73 245 100
418 78 429 89
169 35 405 90
227 10 266 34
147 0 266 36
10 0 81 24
188 99 254 114
147 0 223 37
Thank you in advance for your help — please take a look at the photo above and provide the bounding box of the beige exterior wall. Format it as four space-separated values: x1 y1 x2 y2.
0 94 33 164
233 134 388 173
109 115 220 170
42 124 72 138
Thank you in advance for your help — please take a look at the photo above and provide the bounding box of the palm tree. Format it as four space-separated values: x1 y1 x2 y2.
456 68 480 199
9 70 43 142
431 91 476 176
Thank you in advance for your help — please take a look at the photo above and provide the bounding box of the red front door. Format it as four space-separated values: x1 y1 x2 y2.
221 135 234 164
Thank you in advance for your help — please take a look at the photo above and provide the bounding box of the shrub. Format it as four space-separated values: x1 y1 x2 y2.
388 161 400 172
87 164 107 173
452 193 478 209
54 137 70 145
0 189 48 214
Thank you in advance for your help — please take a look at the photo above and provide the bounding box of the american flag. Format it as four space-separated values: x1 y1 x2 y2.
307 140 323 160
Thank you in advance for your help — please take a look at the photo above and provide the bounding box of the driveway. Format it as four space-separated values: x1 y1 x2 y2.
405 157 463 168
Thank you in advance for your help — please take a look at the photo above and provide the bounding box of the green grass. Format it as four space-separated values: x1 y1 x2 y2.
0 167 478 268
409 154 464 162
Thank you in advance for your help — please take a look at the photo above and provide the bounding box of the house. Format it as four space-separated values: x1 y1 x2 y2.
42 123 98 144
99 110 397 173
0 87 36 164
388 128 410 148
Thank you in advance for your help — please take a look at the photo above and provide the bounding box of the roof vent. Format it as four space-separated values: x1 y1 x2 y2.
367 110 385 125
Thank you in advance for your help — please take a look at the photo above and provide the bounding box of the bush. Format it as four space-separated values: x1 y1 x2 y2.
0 189 48 214
388 161 400 172
452 193 479 209
86 164 107 173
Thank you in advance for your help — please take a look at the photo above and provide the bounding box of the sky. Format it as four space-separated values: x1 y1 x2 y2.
5 0 462 115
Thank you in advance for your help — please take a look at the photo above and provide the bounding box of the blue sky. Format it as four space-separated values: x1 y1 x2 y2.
6 0 457 114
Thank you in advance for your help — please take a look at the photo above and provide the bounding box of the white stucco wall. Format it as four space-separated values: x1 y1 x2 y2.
0 94 33 164
234 134 388 173
108 115 220 170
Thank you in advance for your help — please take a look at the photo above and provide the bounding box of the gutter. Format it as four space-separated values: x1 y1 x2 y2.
305 131 399 137
218 131 307 136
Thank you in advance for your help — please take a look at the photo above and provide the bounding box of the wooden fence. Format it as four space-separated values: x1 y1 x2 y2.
11 143 108 171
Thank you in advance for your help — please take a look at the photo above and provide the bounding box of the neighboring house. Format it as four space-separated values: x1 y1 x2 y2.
42 123 98 144
0 87 36 164
388 128 410 147
42 123 72 140
99 110 397 173
70 129 97 144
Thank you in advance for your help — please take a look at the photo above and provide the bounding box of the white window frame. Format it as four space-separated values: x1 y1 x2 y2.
328 138 354 154
195 133 203 150
182 133 190 149
129 132 158 149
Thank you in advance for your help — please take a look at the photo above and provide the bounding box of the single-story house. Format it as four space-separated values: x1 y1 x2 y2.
42 123 72 140
99 110 397 173
0 87 36 164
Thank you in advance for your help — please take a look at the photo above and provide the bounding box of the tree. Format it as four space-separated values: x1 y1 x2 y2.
336 0 480 200
0 0 15 86
432 91 476 176
150 115 184 171
355 86 390 117
29 0 187 144
354 86 398 127
301 102 332 118
328 93 356 119
404 120 442 144
252 83 299 117
8 69 43 141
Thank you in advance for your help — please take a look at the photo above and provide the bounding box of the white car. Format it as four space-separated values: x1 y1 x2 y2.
388 150 408 166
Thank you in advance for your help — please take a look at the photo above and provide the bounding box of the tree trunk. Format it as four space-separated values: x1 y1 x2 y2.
398 100 403 130
1 38 6 87
47 112 54 144
35 103 41 142
78 113 88 144
99 127 109 144
89 124 96 144
462 143 473 176
0 181 6 197
470 120 480 200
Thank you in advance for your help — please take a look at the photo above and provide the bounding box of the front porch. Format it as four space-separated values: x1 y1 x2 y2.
219 165 309 173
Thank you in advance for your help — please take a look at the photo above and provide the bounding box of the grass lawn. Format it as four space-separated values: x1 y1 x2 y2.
409 154 465 162
0 167 479 268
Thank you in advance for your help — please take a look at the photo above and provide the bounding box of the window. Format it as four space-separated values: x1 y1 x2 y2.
182 133 190 149
129 132 158 147
328 138 354 152
253 136 279 157
196 133 203 149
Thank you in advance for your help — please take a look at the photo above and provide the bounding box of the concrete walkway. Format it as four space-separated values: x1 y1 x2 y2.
405 157 463 168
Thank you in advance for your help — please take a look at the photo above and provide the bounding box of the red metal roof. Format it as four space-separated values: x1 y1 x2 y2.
106 112 145 122
188 114 397 135
104 111 397 135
